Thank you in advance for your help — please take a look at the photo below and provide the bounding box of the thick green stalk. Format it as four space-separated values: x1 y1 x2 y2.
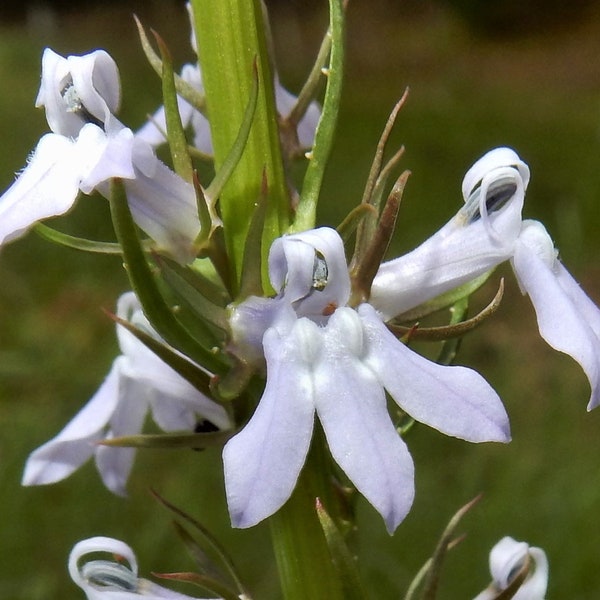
190 0 290 291
269 428 346 600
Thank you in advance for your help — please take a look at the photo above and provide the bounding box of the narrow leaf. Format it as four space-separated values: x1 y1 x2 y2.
395 269 495 322
351 170 410 304
108 178 224 374
134 15 206 113
238 170 269 300
106 310 214 396
35 223 124 254
171 521 228 583
286 23 332 130
436 297 469 366
154 31 194 182
153 572 242 600
293 0 345 232
150 490 248 597
388 279 504 342
418 495 481 600
316 498 369 600
99 430 231 449
336 204 378 243
155 260 228 337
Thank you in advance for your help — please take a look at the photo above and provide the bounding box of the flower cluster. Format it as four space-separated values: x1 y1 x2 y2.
1 0 598 596
22 292 231 495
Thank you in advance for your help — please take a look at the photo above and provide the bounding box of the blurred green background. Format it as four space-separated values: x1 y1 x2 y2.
2 0 600 597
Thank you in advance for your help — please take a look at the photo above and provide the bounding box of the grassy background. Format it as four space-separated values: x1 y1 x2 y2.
2 1 600 597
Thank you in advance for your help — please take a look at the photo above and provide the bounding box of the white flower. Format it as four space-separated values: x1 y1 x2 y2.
370 147 600 408
22 292 231 495
137 3 321 153
0 48 201 262
512 220 600 409
69 536 207 599
224 227 509 532
473 536 548 600
370 147 530 320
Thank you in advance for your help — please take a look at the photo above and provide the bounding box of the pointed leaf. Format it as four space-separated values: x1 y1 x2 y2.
99 430 231 449
315 499 369 600
134 16 206 113
293 0 345 232
107 310 214 396
238 171 269 300
395 269 495 322
155 258 229 338
154 31 194 182
171 521 228 583
286 25 331 130
420 495 481 599
404 496 479 600
153 572 242 600
150 490 248 597
35 223 124 254
108 178 224 374
388 279 504 342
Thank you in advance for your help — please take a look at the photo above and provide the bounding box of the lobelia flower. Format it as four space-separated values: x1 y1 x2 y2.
473 536 548 600
370 147 600 408
224 227 510 533
70 536 209 599
0 48 201 263
22 291 231 495
137 3 321 154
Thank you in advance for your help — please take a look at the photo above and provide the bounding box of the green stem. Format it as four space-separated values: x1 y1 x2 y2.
269 428 345 600
292 0 345 233
190 0 290 291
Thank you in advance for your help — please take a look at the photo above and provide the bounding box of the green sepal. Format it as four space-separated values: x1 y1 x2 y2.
279 23 332 160
155 257 229 336
171 255 231 307
238 171 269 301
107 310 214 398
171 521 229 590
154 31 194 182
134 15 206 114
335 204 378 244
394 269 495 323
389 279 504 342
404 495 480 600
153 572 242 600
108 178 224 375
214 358 256 403
98 430 231 449
351 170 410 305
436 296 469 366
151 490 248 598
34 223 126 254
293 0 345 233
351 91 408 270
315 498 369 600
